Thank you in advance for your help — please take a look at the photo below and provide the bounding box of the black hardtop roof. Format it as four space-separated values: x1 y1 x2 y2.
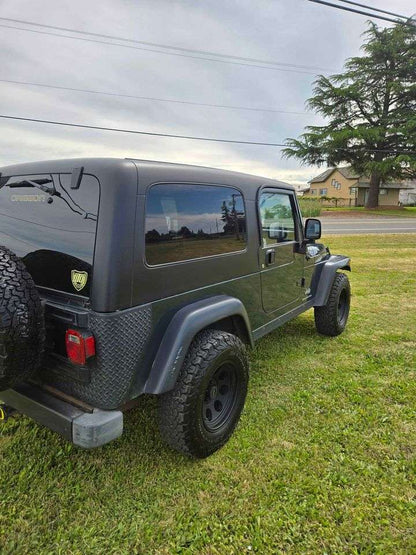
0 157 294 192
0 157 131 177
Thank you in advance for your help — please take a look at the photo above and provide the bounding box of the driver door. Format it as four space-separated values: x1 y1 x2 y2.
258 188 304 314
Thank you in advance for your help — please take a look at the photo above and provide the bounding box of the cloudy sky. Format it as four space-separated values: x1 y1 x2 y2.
0 0 414 186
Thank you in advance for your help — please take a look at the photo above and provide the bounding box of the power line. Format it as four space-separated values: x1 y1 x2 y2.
306 0 410 25
1 114 414 154
0 78 309 116
0 24 325 76
0 114 287 147
0 17 337 74
0 16 335 70
336 0 408 20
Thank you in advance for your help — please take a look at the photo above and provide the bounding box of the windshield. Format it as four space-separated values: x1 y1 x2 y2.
0 172 100 297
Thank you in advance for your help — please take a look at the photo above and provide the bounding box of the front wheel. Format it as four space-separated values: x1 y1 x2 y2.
314 272 351 337
158 329 249 458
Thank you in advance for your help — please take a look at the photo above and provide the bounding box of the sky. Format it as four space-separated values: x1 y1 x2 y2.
0 0 415 188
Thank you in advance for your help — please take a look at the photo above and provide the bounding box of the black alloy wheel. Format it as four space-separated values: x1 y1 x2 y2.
202 362 238 433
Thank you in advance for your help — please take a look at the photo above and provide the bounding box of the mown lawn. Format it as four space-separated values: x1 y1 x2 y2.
1 234 415 554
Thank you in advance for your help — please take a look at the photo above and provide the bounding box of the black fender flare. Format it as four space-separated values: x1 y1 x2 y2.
313 255 351 307
143 295 253 395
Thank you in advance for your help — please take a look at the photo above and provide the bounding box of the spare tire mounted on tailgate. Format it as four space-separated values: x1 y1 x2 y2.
0 246 45 391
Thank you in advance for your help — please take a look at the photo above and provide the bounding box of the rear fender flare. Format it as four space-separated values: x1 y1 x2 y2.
144 295 253 395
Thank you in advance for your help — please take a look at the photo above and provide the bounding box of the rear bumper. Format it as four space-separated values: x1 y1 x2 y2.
0 383 123 448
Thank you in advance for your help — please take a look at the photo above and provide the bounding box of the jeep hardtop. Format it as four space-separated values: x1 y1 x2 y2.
0 158 351 457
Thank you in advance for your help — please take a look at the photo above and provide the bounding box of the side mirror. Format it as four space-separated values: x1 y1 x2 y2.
304 218 321 241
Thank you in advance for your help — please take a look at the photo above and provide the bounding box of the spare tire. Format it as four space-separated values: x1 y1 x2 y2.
0 247 45 391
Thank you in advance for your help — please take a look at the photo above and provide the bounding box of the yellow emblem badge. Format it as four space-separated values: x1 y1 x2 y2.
71 270 88 292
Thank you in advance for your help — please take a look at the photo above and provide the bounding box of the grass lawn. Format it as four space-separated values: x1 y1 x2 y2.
1 234 415 554
322 206 416 218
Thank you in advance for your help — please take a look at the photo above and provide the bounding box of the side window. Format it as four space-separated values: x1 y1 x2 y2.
145 184 246 265
259 191 296 247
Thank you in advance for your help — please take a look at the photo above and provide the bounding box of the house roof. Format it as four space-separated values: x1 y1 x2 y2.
308 168 334 184
309 166 359 184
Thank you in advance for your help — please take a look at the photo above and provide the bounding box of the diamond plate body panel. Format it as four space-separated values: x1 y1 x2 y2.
45 305 152 409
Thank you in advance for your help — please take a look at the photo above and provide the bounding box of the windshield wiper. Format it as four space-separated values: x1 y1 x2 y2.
7 178 56 195
3 177 96 221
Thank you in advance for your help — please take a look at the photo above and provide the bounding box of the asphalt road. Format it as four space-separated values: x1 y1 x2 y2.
319 216 416 235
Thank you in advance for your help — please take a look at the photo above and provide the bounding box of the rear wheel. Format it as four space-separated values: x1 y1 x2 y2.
314 272 351 337
159 329 249 458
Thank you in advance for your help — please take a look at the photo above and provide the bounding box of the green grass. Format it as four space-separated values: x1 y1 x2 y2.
1 235 415 554
322 206 416 217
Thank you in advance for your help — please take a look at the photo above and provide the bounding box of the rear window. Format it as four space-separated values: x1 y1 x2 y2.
145 183 246 265
0 172 99 296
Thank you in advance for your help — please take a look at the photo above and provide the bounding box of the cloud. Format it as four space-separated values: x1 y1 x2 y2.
1 0 414 183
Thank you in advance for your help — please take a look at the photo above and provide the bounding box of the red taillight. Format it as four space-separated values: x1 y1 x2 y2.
65 329 96 365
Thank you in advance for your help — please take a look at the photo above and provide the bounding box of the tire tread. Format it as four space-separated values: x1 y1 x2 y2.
159 329 248 458
0 247 45 390
314 272 350 337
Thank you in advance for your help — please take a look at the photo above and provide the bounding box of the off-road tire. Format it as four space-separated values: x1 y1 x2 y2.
0 247 45 391
314 272 350 337
159 329 249 458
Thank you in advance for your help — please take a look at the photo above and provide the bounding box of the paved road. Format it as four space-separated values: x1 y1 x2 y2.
319 216 416 235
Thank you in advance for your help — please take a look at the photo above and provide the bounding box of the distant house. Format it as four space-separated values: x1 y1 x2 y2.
308 166 413 207
293 184 311 197
399 182 416 206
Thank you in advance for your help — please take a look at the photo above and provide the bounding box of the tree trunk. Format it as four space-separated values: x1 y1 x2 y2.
365 171 381 209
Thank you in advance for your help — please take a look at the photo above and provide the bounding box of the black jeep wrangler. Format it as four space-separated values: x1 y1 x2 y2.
0 158 351 458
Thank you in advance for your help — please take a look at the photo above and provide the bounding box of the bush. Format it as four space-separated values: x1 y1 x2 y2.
298 197 322 217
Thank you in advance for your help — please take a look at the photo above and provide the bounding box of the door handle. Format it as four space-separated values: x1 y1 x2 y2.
265 248 275 266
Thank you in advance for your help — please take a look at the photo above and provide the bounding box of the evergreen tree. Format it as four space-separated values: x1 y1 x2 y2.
283 22 416 208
